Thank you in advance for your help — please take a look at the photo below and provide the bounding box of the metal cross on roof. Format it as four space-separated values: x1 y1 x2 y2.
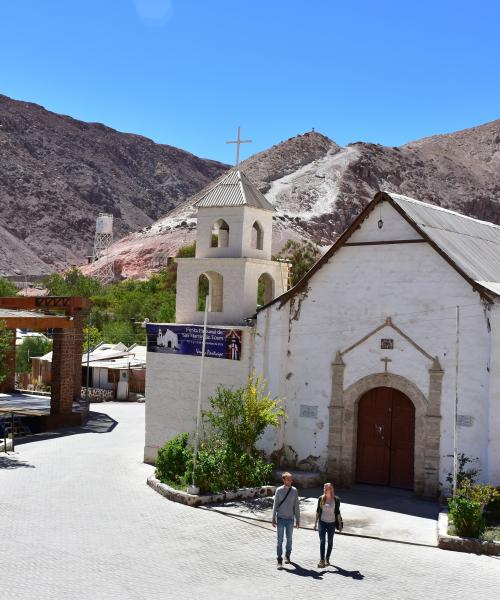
226 126 252 166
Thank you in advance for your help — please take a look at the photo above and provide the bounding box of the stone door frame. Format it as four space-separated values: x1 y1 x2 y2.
327 322 444 497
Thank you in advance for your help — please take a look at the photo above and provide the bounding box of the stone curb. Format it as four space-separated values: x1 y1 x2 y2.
147 475 275 507
437 507 500 555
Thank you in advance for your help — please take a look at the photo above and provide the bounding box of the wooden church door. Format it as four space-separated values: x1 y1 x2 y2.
356 387 415 489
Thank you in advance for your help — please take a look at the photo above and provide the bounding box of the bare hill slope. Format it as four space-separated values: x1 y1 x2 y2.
89 121 500 278
0 94 228 276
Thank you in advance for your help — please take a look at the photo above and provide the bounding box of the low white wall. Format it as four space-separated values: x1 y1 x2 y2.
144 327 255 464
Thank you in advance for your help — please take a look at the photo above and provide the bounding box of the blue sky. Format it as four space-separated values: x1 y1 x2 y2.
1 0 499 164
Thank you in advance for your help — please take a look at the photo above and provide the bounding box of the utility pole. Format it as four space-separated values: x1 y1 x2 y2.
85 312 92 408
452 305 460 495
188 294 210 495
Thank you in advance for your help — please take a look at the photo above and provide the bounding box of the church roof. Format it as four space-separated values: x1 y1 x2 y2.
260 191 500 311
387 192 500 297
193 169 275 211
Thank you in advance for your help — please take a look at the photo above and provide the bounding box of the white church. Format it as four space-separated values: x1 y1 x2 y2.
144 169 500 497
156 328 179 351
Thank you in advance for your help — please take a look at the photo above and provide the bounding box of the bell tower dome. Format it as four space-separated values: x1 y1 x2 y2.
176 170 289 325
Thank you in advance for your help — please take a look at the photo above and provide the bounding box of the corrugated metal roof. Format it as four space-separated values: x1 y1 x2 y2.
387 192 500 296
259 190 500 312
87 358 146 370
194 170 275 211
0 309 67 319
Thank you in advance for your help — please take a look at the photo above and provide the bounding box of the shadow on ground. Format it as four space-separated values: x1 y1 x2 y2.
218 495 311 517
329 484 438 520
0 455 36 469
284 562 364 581
209 484 438 521
13 411 118 446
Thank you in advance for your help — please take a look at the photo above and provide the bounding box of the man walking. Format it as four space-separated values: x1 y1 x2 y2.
272 472 300 568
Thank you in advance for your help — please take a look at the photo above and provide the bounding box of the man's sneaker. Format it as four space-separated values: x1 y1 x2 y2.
284 555 291 564
277 558 283 569
325 558 331 566
317 559 325 568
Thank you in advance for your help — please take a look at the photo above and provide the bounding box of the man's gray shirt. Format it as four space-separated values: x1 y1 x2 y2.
272 485 300 524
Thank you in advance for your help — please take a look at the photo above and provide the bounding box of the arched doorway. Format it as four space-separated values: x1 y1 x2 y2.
356 387 415 489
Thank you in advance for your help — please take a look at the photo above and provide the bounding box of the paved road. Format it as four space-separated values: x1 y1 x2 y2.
0 403 497 600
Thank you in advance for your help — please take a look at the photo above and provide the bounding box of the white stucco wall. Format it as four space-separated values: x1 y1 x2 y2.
254 199 497 486
176 257 288 326
196 206 273 260
144 327 255 464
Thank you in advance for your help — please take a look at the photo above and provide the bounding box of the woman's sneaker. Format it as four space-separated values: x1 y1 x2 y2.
284 555 291 564
277 558 283 569
317 559 325 568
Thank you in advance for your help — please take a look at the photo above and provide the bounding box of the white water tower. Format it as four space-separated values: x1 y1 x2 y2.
92 213 114 283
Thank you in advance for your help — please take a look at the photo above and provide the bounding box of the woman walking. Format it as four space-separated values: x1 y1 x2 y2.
314 482 341 568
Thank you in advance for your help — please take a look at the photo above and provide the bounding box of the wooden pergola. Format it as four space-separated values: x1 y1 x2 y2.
0 296 91 429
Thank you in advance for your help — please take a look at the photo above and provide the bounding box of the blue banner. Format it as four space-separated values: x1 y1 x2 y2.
146 324 242 361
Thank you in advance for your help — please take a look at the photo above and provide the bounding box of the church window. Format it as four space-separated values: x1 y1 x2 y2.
251 221 264 250
198 271 223 312
210 219 230 248
257 272 274 306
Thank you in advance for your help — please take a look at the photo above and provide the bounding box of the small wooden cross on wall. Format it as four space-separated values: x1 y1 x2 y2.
226 126 252 166
381 357 392 373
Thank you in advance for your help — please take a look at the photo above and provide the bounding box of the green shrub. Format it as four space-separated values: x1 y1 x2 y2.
156 376 284 495
448 496 485 538
189 374 283 493
202 373 284 455
193 441 273 494
156 433 193 486
458 480 499 510
193 442 228 493
239 453 273 489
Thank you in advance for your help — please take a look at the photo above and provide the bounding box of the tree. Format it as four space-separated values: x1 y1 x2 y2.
273 239 322 287
202 373 285 454
43 268 103 298
83 325 104 353
0 320 14 384
0 277 18 296
16 336 53 373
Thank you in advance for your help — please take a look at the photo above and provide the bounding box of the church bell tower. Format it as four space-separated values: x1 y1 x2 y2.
175 170 289 325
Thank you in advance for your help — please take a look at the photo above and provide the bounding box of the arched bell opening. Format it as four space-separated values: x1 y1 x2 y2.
210 219 230 248
251 221 264 250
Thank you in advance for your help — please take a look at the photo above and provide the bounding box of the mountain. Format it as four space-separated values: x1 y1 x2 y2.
86 120 500 278
0 94 228 277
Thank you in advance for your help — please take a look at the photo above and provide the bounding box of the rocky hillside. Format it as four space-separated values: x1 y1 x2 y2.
0 94 228 276
86 120 500 278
